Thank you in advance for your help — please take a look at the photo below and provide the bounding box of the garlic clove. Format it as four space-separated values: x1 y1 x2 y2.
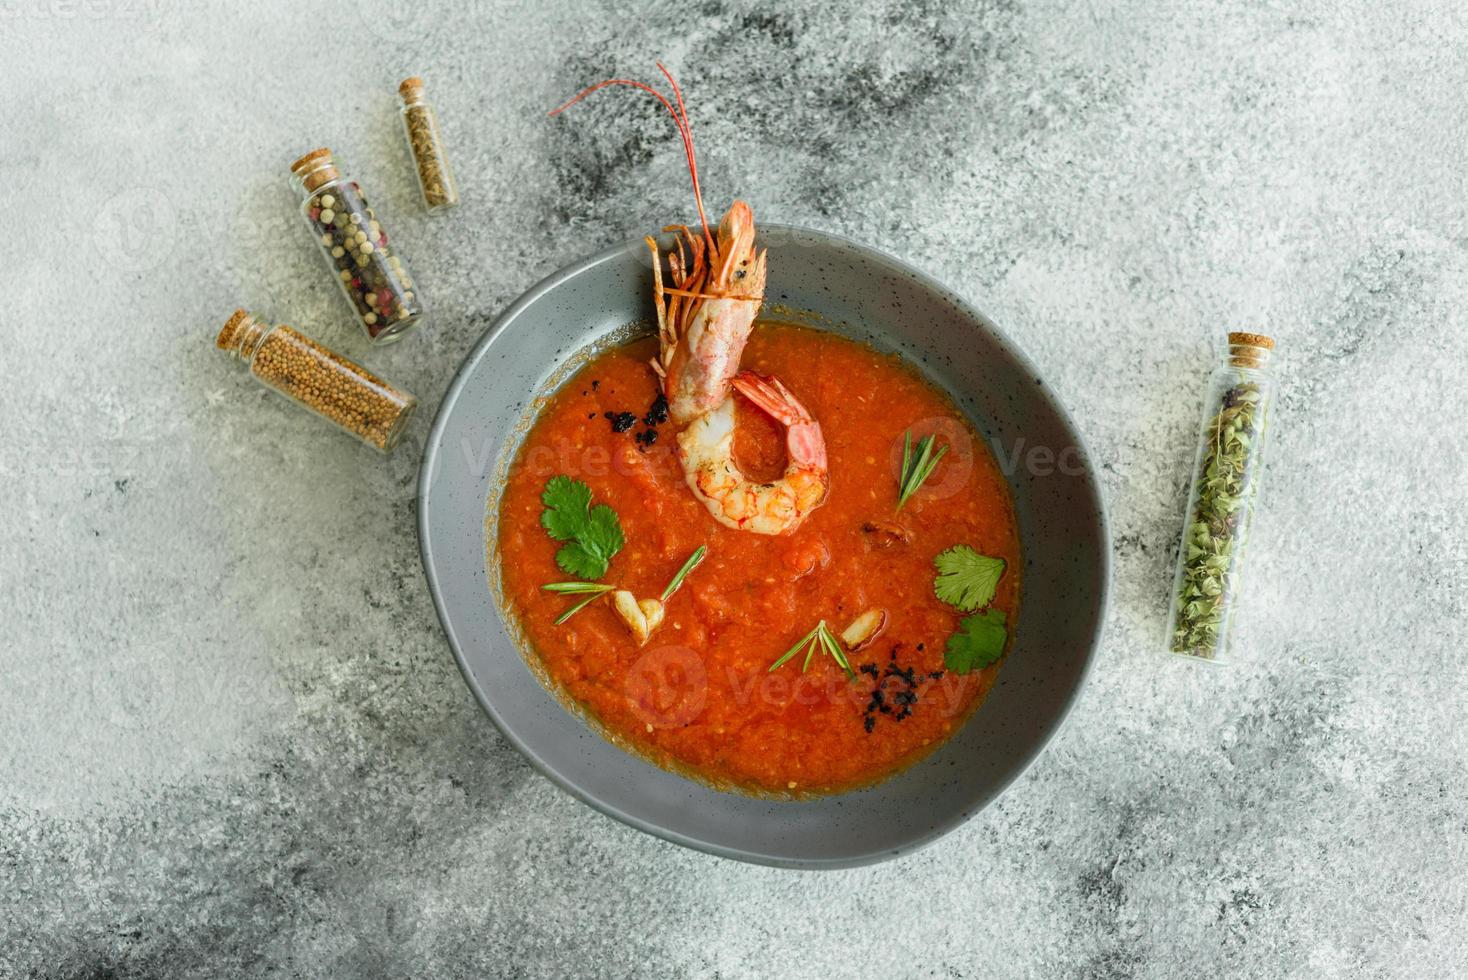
612 590 650 644
840 608 888 651
639 599 666 634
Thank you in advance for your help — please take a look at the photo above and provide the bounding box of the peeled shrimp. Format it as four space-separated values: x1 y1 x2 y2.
678 371 829 535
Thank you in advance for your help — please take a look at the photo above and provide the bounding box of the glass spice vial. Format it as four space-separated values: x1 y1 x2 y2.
399 76 460 212
290 148 425 345
1164 332 1278 663
215 309 417 453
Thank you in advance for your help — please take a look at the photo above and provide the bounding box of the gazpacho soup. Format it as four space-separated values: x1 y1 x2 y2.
495 322 1020 797
496 67 1019 797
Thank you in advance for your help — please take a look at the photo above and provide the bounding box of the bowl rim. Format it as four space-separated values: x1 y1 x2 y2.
417 223 1112 868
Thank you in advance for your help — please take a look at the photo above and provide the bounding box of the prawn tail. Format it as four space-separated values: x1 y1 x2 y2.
731 371 813 426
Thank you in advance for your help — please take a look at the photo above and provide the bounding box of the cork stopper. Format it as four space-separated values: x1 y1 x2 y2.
290 147 339 193
215 309 270 360
1227 331 1274 368
398 76 426 103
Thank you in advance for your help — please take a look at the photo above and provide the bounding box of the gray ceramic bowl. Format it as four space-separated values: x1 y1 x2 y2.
418 225 1109 868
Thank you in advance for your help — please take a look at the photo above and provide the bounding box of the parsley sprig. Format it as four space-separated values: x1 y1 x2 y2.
768 620 854 679
540 475 624 579
896 430 949 511
944 609 1007 673
933 545 1006 611
931 544 1010 674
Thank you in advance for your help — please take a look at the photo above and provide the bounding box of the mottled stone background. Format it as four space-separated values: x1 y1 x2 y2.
3 0 1466 976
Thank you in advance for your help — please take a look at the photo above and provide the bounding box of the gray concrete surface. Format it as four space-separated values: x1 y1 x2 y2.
3 0 1466 976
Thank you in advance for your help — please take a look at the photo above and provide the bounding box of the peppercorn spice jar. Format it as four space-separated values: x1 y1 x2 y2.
215 309 417 453
398 76 460 212
290 148 425 345
1164 332 1278 663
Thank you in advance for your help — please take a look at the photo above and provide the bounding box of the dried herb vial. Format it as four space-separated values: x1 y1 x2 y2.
290 148 425 344
399 76 459 212
215 309 417 453
1165 332 1278 663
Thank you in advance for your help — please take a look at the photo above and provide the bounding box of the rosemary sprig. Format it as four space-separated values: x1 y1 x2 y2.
543 545 706 627
768 620 855 679
660 545 707 602
542 581 614 624
896 430 949 511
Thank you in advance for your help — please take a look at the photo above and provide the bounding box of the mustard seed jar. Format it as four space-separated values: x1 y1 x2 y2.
290 148 425 345
215 309 418 453
399 76 460 212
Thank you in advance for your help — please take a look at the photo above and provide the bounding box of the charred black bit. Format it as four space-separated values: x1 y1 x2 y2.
635 428 659 449
604 411 636 433
644 393 670 427
861 650 937 733
916 643 925 652
591 380 600 391
587 412 596 419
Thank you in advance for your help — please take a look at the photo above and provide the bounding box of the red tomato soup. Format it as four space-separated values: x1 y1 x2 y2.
495 323 1021 796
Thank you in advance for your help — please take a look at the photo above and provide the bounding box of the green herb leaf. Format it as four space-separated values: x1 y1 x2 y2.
540 476 593 541
933 545 1006 612
542 582 615 594
585 503 624 549
943 609 1008 674
542 582 615 623
896 430 949 511
817 623 855 678
769 622 822 671
539 476 624 580
554 589 613 625
659 545 707 602
768 620 854 679
554 539 614 580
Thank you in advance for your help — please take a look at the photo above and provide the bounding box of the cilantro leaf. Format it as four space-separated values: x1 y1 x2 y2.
943 609 1008 674
555 540 613 580
541 476 593 541
584 504 625 557
539 476 624 580
933 545 1006 611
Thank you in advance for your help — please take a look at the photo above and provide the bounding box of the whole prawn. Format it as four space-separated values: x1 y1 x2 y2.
552 65 829 536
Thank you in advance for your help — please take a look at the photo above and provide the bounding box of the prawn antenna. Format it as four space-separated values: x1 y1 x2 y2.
549 62 715 252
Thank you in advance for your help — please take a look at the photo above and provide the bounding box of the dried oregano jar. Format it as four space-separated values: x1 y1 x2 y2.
1165 332 1278 663
399 76 460 212
215 309 417 453
290 148 425 344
